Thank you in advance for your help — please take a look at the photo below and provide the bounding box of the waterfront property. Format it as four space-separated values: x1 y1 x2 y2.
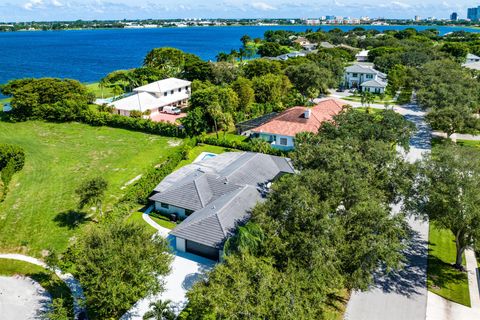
103 78 191 120
149 152 295 261
248 98 346 150
344 63 387 93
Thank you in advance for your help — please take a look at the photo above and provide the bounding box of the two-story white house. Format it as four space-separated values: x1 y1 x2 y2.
344 63 387 94
106 78 191 118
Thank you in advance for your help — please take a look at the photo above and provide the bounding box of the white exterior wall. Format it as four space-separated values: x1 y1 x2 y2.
154 202 187 219
363 86 385 94
345 72 375 88
176 237 186 252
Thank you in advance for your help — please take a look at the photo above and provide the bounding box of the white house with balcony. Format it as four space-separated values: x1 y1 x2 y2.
344 63 387 94
104 78 191 117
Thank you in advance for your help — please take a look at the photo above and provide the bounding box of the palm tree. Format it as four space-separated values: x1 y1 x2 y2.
143 300 175 320
216 52 229 62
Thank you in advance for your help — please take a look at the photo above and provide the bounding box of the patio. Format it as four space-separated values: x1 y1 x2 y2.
149 112 187 124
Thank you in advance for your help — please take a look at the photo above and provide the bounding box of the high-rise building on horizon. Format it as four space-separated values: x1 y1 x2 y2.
467 6 480 21
414 15 421 21
450 12 458 21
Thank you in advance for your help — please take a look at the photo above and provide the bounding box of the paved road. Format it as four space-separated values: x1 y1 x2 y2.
344 103 431 320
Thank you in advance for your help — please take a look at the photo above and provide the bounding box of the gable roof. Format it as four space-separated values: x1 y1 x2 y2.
361 79 387 88
345 63 380 75
170 185 262 248
109 91 189 112
134 78 191 94
251 98 346 137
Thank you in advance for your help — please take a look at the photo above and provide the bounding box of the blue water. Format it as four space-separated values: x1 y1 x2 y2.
0 25 479 85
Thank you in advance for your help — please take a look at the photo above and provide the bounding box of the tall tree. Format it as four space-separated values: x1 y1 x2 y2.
68 221 172 319
144 47 186 77
406 144 480 268
75 177 108 217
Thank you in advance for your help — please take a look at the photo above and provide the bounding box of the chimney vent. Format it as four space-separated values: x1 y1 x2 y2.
304 109 311 119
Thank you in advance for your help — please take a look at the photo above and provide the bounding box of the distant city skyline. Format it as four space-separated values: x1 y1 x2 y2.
0 0 479 22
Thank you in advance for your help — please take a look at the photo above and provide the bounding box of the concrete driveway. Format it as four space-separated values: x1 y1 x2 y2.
0 276 51 320
121 214 215 319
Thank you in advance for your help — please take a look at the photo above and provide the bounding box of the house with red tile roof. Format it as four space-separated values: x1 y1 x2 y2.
250 98 347 150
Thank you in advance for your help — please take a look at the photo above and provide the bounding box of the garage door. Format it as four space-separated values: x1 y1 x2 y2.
186 240 219 261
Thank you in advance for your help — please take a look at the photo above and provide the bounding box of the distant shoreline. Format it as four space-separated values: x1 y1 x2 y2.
2 23 480 33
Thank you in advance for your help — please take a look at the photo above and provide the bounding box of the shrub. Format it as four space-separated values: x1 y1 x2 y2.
196 134 287 157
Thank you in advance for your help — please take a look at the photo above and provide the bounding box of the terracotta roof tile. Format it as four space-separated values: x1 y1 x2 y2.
251 98 346 137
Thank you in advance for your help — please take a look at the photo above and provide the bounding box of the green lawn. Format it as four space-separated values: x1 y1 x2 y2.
0 97 10 105
208 131 248 143
341 94 395 104
150 212 178 230
85 82 115 99
0 120 181 256
176 144 232 169
0 259 73 312
427 224 471 306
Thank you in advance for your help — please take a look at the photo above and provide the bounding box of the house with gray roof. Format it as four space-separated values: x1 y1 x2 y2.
344 63 387 94
149 152 295 261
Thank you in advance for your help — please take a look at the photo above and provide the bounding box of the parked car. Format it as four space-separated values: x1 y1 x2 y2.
163 106 181 115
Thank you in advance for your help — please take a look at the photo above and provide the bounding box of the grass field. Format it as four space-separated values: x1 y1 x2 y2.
0 259 73 312
427 224 470 306
85 82 115 99
0 120 181 256
176 144 232 169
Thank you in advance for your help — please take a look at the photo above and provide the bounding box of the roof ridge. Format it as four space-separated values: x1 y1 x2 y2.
215 185 250 236
193 176 207 207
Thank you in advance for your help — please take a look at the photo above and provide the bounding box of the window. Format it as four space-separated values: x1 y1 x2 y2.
178 88 181 92
161 203 169 209
352 73 358 77
280 138 288 146
366 74 373 79
171 90 174 94
164 92 167 96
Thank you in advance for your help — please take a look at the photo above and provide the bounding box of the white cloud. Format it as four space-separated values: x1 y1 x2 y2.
251 2 277 11
391 1 411 9
23 0 44 10
51 0 64 7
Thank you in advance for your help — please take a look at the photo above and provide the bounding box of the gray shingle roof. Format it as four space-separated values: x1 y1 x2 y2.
149 152 295 247
345 64 385 78
361 79 387 88
170 185 262 248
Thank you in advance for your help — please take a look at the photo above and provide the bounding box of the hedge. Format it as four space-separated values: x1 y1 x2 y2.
196 134 288 157
120 139 196 205
80 110 185 138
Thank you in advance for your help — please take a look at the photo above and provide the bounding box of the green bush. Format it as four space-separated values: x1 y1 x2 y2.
121 139 195 205
0 144 25 202
196 134 287 156
80 109 185 138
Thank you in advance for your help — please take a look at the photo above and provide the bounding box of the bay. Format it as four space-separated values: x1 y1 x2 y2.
0 25 479 85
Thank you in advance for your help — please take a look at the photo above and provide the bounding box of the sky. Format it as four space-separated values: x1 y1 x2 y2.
0 0 478 22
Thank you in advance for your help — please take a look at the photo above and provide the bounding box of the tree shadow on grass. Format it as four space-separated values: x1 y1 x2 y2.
427 254 468 291
30 271 74 318
53 210 91 230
